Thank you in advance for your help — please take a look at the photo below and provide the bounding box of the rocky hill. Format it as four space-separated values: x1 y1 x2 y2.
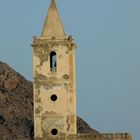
0 61 98 140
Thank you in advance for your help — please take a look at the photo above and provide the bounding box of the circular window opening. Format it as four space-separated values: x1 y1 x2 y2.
50 94 57 102
51 128 58 136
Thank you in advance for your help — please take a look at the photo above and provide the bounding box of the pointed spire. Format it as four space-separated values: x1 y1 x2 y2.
41 0 66 38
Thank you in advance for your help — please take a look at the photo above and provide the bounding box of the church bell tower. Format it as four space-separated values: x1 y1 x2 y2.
32 0 77 139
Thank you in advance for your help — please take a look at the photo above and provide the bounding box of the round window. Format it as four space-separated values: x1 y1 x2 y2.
51 128 58 136
50 94 57 102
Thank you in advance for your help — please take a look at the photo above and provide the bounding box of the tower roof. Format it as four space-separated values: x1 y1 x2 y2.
41 0 66 38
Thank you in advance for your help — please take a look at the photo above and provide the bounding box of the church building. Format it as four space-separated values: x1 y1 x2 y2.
32 0 132 140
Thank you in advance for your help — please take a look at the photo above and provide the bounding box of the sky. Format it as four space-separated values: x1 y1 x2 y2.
0 0 140 139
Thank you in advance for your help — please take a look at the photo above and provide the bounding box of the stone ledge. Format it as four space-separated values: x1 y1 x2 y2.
35 133 132 140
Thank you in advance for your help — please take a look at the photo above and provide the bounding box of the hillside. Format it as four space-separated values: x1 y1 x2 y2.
0 61 98 140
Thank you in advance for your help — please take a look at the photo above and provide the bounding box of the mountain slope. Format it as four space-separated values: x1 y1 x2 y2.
0 61 98 140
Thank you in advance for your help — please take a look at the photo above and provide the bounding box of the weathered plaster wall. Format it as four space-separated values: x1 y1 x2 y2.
69 133 132 140
32 37 77 138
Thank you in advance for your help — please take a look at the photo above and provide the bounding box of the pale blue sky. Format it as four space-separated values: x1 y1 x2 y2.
0 0 140 140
